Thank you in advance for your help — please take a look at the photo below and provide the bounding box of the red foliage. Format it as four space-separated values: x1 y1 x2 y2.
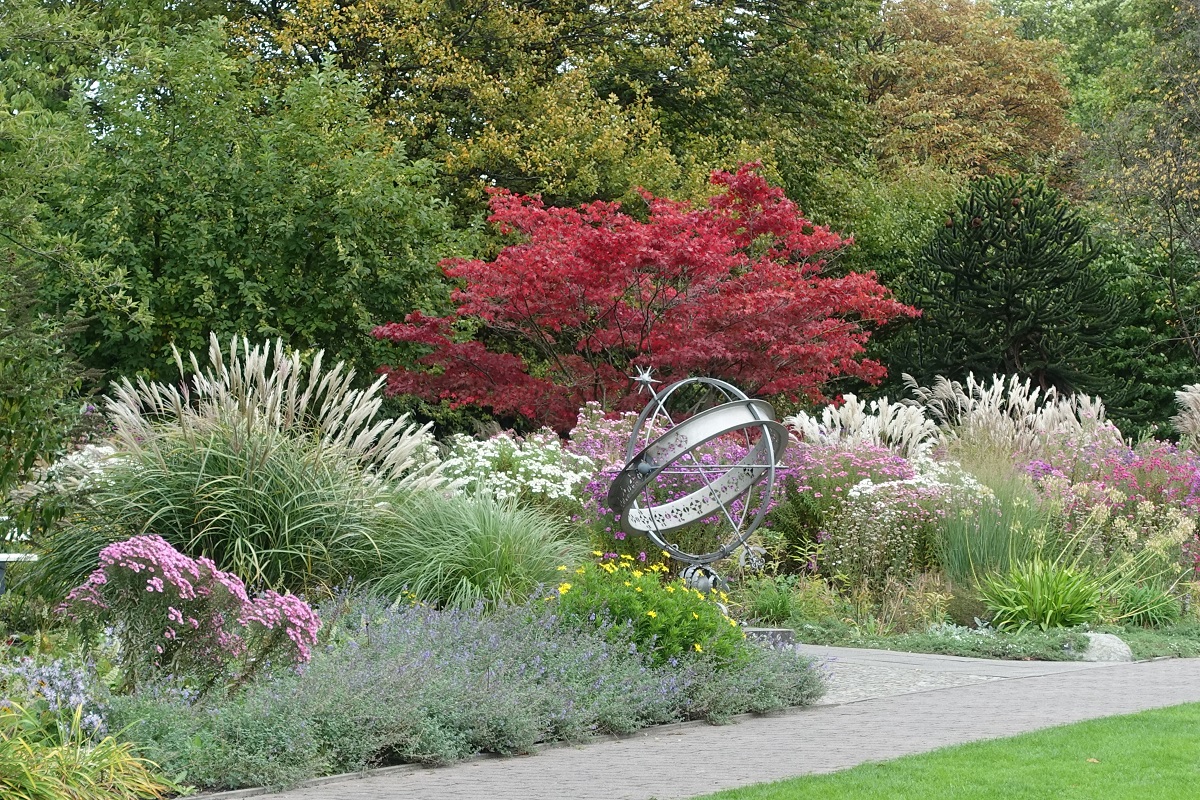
374 165 918 431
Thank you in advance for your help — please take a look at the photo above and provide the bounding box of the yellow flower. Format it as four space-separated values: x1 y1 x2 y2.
556 565 568 572
693 643 703 652
621 554 634 561
624 581 632 587
719 591 729 602
665 586 675 593
692 612 699 619
646 610 657 618
728 618 738 628
557 582 572 595
635 587 643 593
575 566 586 575
661 550 671 558
592 551 604 557
632 570 643 578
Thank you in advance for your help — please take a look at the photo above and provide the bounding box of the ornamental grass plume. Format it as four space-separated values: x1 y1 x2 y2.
108 332 445 489
904 373 1121 456
1172 383 1200 448
784 393 939 461
37 334 449 595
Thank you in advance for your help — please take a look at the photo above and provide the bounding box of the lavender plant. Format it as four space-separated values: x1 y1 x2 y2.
108 592 823 791
0 657 109 739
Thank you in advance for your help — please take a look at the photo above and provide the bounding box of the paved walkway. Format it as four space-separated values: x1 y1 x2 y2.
248 647 1200 800
796 643 1117 705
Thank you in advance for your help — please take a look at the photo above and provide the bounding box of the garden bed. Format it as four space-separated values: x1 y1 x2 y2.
7 345 1200 798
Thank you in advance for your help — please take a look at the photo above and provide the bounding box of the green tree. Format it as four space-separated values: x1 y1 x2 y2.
0 1 131 529
994 0 1152 129
899 176 1121 393
0 262 86 542
0 0 128 309
861 0 1075 177
1082 239 1199 433
1096 0 1200 371
48 21 460 379
260 0 874 209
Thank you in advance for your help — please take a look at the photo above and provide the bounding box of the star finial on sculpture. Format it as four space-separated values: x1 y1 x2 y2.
630 365 660 396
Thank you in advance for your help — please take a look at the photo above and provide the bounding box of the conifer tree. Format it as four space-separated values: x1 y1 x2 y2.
902 176 1120 392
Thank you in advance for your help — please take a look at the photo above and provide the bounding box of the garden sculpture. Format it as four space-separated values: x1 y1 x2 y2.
607 369 788 591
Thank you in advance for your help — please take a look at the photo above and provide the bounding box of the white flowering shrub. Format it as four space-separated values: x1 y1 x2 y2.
442 431 595 518
44 444 119 492
822 461 992 587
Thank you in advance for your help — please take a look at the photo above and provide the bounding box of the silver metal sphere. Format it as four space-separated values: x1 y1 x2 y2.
607 375 788 568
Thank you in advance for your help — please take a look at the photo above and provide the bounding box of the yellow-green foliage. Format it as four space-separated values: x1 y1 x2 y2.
554 555 745 665
0 704 174 800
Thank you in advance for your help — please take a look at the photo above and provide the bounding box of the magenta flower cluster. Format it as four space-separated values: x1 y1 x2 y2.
1024 440 1200 553
63 535 320 686
781 443 915 505
1026 439 1200 514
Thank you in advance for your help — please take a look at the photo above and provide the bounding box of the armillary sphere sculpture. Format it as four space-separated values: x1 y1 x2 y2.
607 368 789 591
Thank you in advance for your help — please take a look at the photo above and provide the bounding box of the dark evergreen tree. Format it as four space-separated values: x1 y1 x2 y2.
899 176 1121 393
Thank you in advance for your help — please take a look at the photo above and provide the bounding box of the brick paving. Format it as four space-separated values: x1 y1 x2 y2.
242 648 1200 800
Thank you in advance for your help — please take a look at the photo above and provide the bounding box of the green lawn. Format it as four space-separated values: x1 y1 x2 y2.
697 703 1200 800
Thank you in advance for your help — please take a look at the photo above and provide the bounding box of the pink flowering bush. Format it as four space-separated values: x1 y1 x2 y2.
1028 439 1200 513
783 443 915 504
1024 440 1200 573
567 402 642 534
62 535 320 691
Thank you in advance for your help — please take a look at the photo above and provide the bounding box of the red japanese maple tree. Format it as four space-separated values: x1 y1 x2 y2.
374 165 917 431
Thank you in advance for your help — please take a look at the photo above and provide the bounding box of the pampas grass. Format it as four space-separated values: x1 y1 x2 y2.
34 335 449 594
107 333 445 490
904 373 1121 456
1172 383 1200 447
784 394 938 461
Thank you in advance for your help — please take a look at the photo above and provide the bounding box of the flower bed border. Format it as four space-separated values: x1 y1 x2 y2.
192 704 819 799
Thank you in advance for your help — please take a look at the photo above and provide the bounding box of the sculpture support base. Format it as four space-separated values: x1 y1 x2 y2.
743 627 795 648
